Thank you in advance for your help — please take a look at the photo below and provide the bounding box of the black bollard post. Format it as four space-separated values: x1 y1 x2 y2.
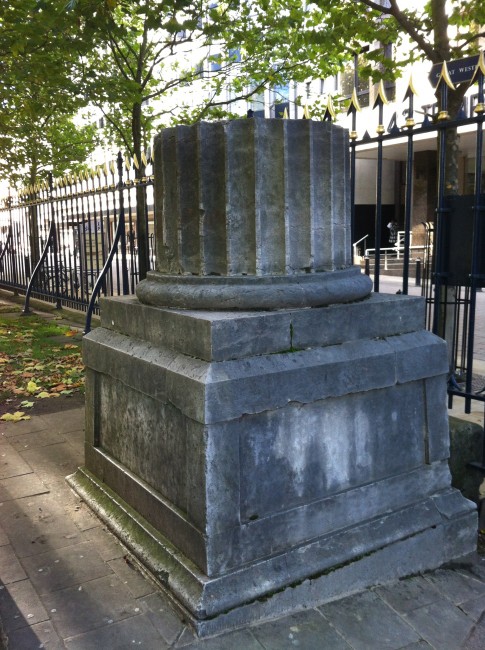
415 259 421 287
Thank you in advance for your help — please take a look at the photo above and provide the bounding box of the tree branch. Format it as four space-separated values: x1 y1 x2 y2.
354 0 438 62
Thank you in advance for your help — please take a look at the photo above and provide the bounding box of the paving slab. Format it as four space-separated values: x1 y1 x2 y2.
41 573 147 638
0 415 50 437
403 599 475 650
8 429 68 452
0 579 49 633
0 544 28 584
424 568 485 605
178 628 263 649
65 433 85 458
376 575 442 613
458 557 485 582
319 591 420 650
0 473 49 502
0 493 82 558
462 611 485 650
136 592 186 645
250 609 352 649
0 521 9 546
63 613 169 649
6 619 65 649
33 407 84 434
174 627 199 647
0 443 33 479
19 442 82 478
108 556 157 599
81 525 126 562
65 498 102 532
21 540 113 594
459 592 485 622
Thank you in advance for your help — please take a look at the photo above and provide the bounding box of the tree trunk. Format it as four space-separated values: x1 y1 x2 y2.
435 85 468 363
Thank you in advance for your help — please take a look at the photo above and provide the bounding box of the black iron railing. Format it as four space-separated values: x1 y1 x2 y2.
0 57 484 438
344 58 485 434
0 152 154 330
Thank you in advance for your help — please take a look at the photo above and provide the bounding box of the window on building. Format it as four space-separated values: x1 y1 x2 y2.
340 43 396 107
381 43 396 102
340 52 370 108
228 48 241 62
209 54 222 72
271 84 290 118
248 88 265 117
469 94 479 117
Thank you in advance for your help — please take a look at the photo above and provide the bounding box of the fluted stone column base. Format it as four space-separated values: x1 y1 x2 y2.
136 266 372 310
68 293 477 637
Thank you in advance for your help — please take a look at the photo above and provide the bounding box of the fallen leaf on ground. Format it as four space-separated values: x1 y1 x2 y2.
26 381 39 394
1 411 31 422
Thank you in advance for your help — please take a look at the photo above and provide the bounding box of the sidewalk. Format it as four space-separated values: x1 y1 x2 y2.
1 406 485 650
1 300 485 649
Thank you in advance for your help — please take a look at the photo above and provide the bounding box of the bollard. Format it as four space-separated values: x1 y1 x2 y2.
365 256 370 276
415 259 421 286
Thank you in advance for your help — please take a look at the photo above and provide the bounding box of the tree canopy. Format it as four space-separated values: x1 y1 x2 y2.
210 0 485 119
1 0 484 186
0 0 99 187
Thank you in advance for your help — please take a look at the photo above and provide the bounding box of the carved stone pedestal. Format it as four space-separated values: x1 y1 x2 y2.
68 119 477 637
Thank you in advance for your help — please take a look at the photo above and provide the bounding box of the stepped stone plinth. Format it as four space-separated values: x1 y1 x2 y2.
68 118 477 638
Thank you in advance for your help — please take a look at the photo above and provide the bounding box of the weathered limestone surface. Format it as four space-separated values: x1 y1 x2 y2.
69 293 477 635
136 119 371 310
68 119 477 636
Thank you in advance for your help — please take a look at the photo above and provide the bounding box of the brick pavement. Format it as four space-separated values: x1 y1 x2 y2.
0 406 484 649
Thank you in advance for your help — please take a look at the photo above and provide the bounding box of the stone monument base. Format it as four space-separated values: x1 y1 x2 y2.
68 292 477 637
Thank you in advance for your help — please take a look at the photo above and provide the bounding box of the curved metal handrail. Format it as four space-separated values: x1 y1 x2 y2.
23 221 57 314
0 226 13 268
84 210 125 334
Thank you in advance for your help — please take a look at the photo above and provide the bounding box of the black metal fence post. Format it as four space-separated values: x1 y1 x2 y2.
415 259 421 287
464 54 485 413
402 80 416 295
49 173 62 310
372 82 388 293
432 64 454 337
118 152 129 295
